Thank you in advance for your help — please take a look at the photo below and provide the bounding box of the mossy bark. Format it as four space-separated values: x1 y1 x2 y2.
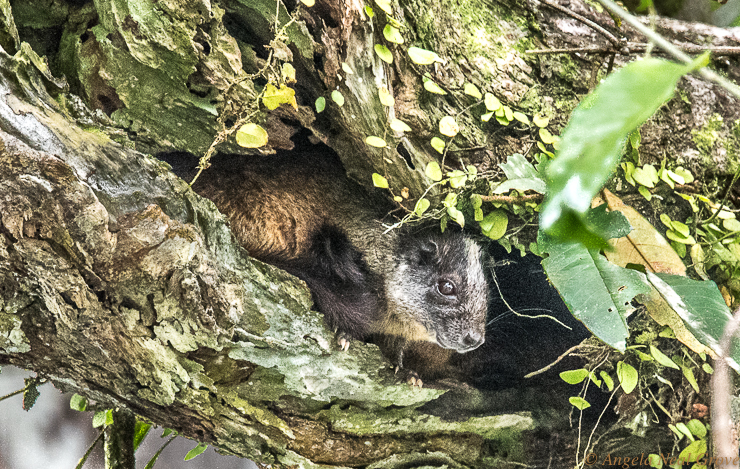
1 0 739 467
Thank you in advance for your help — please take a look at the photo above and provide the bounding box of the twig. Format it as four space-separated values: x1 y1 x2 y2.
479 193 544 204
524 343 584 378
712 305 740 468
540 0 621 46
597 0 740 101
75 429 105 469
527 44 740 56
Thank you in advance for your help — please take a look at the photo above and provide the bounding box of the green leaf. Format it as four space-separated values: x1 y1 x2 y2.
512 111 530 124
674 166 694 184
372 173 389 188
414 198 430 216
184 442 208 461
383 24 404 44
678 439 706 462
378 87 395 106
341 62 354 75
439 116 459 137
70 394 88 412
93 409 113 428
568 396 591 410
448 206 465 227
560 368 589 384
638 185 652 201
541 237 648 351
681 364 700 393
364 5 374 17
675 421 695 441
633 164 659 188
407 46 442 65
533 114 550 127
685 419 707 439
484 93 501 111
262 83 296 110
423 80 446 95
425 161 443 181
649 344 680 369
235 123 269 148
539 127 556 144
647 453 662 468
481 112 494 122
374 44 393 63
464 83 482 99
389 118 411 132
366 136 387 148
133 421 152 452
315 96 325 113
448 170 467 188
430 137 445 154
617 361 638 394
479 210 508 240
331 90 344 106
374 0 392 14
541 58 695 243
600 371 615 391
493 153 547 194
646 272 740 369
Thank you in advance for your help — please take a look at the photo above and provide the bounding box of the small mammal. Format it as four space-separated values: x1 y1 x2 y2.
179 149 488 380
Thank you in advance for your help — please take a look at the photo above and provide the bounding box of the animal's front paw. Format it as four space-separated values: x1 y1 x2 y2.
395 367 423 388
337 332 352 351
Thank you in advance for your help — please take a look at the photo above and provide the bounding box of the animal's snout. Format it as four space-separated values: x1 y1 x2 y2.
455 329 484 352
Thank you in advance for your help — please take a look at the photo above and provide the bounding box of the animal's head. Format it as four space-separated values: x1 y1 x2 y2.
386 229 488 353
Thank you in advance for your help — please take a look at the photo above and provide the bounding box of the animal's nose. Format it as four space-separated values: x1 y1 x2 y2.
460 330 484 350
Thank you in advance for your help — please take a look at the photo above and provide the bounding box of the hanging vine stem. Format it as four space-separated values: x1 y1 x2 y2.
189 0 300 188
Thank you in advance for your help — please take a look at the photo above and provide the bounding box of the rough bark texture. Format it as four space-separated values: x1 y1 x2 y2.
0 0 739 467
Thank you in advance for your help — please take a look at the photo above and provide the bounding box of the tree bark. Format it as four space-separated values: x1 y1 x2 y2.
1 0 739 467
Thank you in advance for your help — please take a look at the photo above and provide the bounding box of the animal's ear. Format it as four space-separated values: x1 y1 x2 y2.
408 239 438 266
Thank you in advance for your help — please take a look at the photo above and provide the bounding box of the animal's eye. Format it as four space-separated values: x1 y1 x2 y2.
436 279 457 297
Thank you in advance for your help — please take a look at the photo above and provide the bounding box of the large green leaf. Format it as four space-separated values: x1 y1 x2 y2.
647 272 740 369
540 207 648 351
492 153 547 194
540 58 697 245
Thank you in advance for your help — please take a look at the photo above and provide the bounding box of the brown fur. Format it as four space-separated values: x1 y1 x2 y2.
187 150 488 371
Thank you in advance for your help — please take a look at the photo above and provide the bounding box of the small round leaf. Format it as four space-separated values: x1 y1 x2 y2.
366 136 387 148
425 161 443 181
372 173 389 188
407 47 442 65
464 83 482 99
439 116 459 137
315 96 326 113
430 137 445 154
390 118 412 132
235 123 269 148
383 24 404 44
414 198 430 216
617 361 638 394
374 44 393 63
331 90 345 106
423 80 446 95
378 87 395 106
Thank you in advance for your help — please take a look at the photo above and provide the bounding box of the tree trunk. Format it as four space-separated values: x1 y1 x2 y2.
0 0 738 467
